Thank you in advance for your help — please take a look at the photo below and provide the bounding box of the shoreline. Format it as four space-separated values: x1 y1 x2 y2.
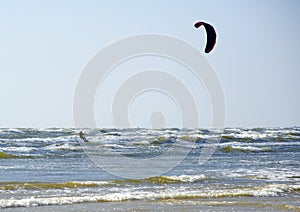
3 197 300 212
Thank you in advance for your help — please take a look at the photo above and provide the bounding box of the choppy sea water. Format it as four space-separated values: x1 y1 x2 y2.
0 127 299 211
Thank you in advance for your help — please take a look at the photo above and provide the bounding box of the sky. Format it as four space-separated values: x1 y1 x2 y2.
0 0 299 128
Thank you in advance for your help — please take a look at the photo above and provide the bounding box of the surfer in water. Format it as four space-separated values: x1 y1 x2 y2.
79 131 88 142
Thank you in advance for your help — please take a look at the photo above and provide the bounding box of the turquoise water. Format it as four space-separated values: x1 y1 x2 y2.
0 127 299 210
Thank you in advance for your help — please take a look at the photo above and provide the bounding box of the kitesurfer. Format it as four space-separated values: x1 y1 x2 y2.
79 131 88 142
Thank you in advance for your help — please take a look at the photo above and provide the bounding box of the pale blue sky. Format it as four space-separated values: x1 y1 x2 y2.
0 0 299 128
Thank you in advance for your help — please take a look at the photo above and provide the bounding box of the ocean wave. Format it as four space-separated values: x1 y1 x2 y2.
131 140 151 146
44 143 81 151
0 174 208 192
0 184 299 208
149 174 207 183
0 181 110 191
102 132 122 137
150 136 177 144
0 152 19 159
6 128 23 133
1 127 299 145
0 146 37 152
221 145 272 153
220 128 300 142
119 174 209 184
221 168 300 181
0 151 34 159
180 135 202 142
0 136 79 144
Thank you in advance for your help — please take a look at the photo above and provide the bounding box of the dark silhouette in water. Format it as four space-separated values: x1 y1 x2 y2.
79 131 88 142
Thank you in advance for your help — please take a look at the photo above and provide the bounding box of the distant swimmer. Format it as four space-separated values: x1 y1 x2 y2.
79 131 88 142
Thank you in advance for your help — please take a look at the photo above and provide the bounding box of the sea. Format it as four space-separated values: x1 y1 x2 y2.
0 127 299 211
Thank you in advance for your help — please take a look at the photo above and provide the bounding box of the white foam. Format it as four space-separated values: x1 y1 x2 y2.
221 168 300 181
1 184 298 208
226 145 271 152
131 140 150 145
68 181 110 186
1 135 78 143
44 143 80 151
166 174 207 182
0 146 36 152
7 128 23 133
